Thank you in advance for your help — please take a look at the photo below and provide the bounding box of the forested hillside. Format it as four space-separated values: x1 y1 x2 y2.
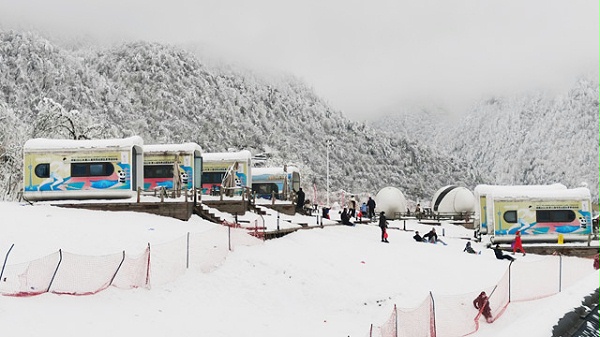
371 78 600 202
0 30 485 203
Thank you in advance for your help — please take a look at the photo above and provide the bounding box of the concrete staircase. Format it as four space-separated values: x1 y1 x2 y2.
193 204 222 223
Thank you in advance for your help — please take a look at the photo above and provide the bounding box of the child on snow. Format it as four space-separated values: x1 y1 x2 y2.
512 230 526 256
463 241 480 254
473 291 493 323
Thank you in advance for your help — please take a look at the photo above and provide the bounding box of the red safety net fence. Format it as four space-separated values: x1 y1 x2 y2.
0 226 263 296
370 304 397 337
0 247 150 296
368 254 596 337
509 254 594 302
397 294 435 337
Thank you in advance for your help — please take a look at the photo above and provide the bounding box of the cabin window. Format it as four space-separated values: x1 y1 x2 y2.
536 210 576 223
71 162 115 177
202 172 225 184
144 165 174 179
503 211 517 223
89 164 105 176
252 183 279 196
34 164 50 178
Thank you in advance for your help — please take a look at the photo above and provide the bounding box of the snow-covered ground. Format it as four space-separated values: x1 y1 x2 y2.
0 200 597 337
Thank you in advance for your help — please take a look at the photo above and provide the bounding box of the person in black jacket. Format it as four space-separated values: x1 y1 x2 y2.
295 188 306 213
464 241 479 254
422 227 447 245
413 231 424 242
423 228 438 243
493 244 515 261
379 211 389 243
340 208 354 226
367 197 376 220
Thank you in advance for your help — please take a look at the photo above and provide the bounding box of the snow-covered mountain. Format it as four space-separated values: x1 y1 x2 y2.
370 78 599 202
1 29 596 204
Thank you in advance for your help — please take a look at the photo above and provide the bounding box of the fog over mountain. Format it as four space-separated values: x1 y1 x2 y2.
370 79 599 202
0 0 597 120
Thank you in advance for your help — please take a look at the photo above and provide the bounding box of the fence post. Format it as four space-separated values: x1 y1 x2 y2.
145 243 151 287
558 255 563 293
109 251 126 286
394 304 398 337
228 223 232 251
508 260 513 302
430 291 437 337
47 249 63 293
186 232 190 269
137 187 141 203
0 243 14 282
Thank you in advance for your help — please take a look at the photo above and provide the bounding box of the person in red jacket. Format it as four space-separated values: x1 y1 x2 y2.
594 254 599 270
512 230 526 256
473 291 493 323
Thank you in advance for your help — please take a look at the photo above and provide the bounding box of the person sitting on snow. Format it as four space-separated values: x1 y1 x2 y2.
492 244 515 261
413 231 424 242
423 228 438 243
464 241 479 254
340 208 354 226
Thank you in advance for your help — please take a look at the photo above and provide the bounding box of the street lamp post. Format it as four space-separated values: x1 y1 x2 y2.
326 139 330 206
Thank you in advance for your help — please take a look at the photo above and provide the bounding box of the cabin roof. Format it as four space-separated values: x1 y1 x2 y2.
144 143 202 154
252 166 299 175
24 136 144 151
490 187 591 200
474 184 567 196
202 150 252 161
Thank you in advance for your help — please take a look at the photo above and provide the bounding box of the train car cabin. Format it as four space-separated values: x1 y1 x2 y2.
201 150 252 195
478 186 593 243
23 136 144 201
143 143 203 191
252 166 300 200
474 184 566 235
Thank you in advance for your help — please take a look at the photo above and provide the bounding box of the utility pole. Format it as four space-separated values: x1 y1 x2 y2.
326 139 331 206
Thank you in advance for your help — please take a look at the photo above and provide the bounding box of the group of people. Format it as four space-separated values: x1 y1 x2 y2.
490 230 526 262
347 196 377 221
413 228 447 245
339 196 377 226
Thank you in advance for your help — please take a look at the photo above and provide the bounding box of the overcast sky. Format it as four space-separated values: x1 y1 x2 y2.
1 0 598 119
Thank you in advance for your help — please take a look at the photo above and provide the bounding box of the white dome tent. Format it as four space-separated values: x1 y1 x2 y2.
375 187 407 219
431 185 475 220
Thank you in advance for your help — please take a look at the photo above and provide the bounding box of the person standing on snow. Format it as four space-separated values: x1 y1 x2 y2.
295 188 306 214
594 254 599 270
415 203 422 220
367 197 376 220
512 230 526 256
360 202 368 218
473 291 493 323
348 195 357 219
379 211 389 243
